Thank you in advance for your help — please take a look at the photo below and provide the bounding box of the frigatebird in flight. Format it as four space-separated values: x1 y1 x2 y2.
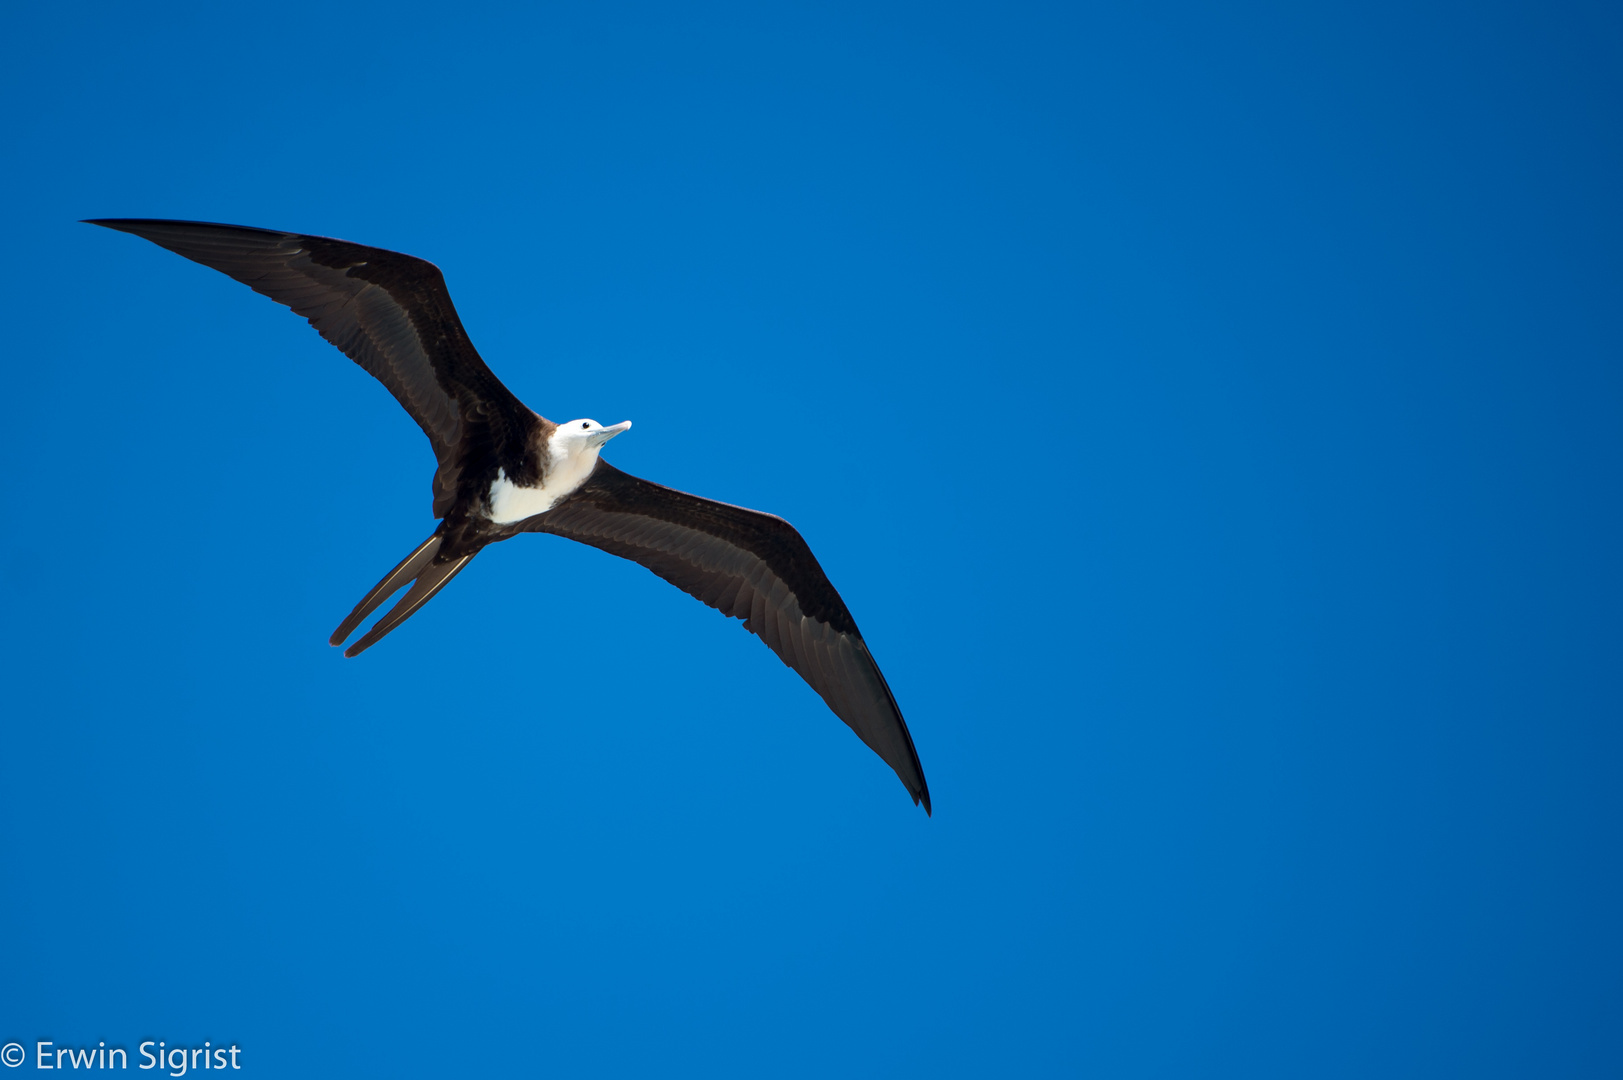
87 219 929 813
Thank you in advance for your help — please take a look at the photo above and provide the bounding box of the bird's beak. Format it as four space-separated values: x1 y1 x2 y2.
590 420 632 447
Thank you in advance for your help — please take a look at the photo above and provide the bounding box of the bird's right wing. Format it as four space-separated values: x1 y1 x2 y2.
527 460 930 812
86 219 539 517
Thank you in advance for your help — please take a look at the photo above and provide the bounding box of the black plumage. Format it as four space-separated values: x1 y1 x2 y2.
87 218 930 813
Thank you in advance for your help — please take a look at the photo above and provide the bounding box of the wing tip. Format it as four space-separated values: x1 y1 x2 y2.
80 217 296 242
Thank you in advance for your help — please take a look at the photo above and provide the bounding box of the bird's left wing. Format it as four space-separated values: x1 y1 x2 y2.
526 460 930 812
85 219 539 517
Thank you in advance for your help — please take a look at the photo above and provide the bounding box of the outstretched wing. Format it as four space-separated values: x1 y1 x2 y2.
85 218 539 516
528 461 930 812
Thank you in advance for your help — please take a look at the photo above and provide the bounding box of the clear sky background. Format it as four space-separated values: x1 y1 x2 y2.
2 1 1620 1076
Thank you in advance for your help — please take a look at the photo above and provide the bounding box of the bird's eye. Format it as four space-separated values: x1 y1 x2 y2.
581 422 590 429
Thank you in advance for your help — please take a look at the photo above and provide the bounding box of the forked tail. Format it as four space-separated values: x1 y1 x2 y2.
330 531 477 657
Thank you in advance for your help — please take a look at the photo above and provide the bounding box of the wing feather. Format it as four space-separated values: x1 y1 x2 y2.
86 218 542 516
528 460 929 812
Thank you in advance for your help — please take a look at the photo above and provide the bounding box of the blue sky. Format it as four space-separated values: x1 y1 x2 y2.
2 1 1620 1076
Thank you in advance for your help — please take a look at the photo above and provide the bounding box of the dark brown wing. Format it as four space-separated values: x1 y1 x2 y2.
528 461 930 812
85 218 540 516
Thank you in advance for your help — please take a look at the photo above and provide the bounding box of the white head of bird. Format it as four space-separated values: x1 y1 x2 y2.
545 418 632 492
556 418 633 454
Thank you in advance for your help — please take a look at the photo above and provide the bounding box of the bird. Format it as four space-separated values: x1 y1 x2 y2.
86 219 929 813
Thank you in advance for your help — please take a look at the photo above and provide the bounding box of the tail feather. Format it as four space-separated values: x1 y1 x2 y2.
341 553 475 657
329 532 442 647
